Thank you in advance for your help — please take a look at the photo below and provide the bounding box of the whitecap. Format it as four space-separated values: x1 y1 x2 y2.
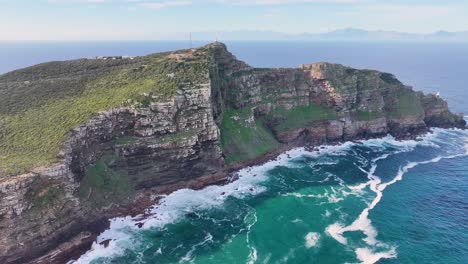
305 232 320 248
325 223 347 245
348 182 368 192
179 232 213 262
72 129 467 263
355 247 397 264
326 133 468 263
245 208 258 264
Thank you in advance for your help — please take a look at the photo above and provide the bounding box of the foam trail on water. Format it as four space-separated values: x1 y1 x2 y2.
71 142 360 263
179 232 213 263
326 133 468 264
356 247 397 264
245 208 258 264
71 130 468 263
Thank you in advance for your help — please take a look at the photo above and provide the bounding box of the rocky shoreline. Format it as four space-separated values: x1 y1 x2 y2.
64 125 460 263
0 43 465 264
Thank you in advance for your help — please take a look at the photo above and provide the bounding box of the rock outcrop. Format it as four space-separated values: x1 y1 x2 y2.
0 42 465 264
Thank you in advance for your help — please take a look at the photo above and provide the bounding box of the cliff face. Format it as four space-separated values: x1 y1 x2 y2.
0 43 465 263
209 45 464 163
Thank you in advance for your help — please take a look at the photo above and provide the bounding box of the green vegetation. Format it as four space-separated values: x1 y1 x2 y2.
380 72 401 85
220 103 338 163
114 136 140 145
78 154 134 208
388 87 424 118
325 64 401 95
267 104 338 132
152 129 198 144
220 108 280 164
0 44 449 178
356 110 384 121
0 48 211 176
115 129 199 147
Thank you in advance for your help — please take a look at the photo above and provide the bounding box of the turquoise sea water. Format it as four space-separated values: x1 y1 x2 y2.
72 129 468 264
2 42 467 264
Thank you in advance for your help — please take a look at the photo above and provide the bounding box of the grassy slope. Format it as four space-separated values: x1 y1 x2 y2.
78 153 134 208
220 108 280 164
0 48 210 176
0 45 429 176
219 103 338 164
323 64 423 120
266 104 338 132
388 87 425 118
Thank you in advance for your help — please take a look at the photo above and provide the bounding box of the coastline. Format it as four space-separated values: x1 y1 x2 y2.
1 43 466 264
63 127 446 264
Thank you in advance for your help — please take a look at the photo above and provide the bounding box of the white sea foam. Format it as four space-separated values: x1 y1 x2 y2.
291 218 303 223
72 142 357 263
355 247 397 264
180 232 213 262
247 247 258 264
326 132 468 264
325 223 348 245
348 182 369 192
245 208 258 264
71 147 306 263
362 131 445 150
305 232 320 248
284 185 353 205
72 129 468 263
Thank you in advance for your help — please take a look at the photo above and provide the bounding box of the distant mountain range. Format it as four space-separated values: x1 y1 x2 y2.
174 28 468 42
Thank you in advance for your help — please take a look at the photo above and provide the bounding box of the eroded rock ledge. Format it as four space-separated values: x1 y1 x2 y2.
0 43 465 264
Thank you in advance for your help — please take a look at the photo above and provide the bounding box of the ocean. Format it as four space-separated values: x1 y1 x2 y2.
2 41 468 264
2 41 467 114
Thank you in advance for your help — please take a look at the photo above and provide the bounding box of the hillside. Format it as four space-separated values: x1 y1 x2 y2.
0 43 465 264
0 48 210 176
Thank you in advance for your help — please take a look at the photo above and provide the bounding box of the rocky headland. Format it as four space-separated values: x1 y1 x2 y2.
0 43 465 263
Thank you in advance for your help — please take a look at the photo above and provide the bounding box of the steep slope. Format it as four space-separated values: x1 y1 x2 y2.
209 46 464 164
0 43 465 263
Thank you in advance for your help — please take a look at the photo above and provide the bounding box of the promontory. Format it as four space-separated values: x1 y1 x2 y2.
0 43 465 263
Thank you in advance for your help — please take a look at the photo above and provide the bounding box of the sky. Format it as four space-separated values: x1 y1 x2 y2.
1 0 468 40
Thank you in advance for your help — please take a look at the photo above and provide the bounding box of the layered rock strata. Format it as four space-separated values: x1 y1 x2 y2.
0 43 465 264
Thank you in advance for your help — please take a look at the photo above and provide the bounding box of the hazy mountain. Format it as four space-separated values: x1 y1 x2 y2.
180 28 468 42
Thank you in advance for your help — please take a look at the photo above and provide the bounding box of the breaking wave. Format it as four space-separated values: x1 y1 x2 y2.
71 141 361 263
71 128 468 264
326 129 468 264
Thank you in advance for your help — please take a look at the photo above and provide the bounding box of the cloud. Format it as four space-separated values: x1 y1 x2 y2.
343 4 456 23
47 0 108 3
259 9 281 18
47 0 193 10
138 1 192 10
48 0 370 7
217 0 371 5
364 4 454 16
329 3 461 33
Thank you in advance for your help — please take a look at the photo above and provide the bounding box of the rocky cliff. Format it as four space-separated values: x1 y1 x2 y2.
0 43 465 263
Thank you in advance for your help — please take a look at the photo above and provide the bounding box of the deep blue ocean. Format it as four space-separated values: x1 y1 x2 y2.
2 41 467 264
